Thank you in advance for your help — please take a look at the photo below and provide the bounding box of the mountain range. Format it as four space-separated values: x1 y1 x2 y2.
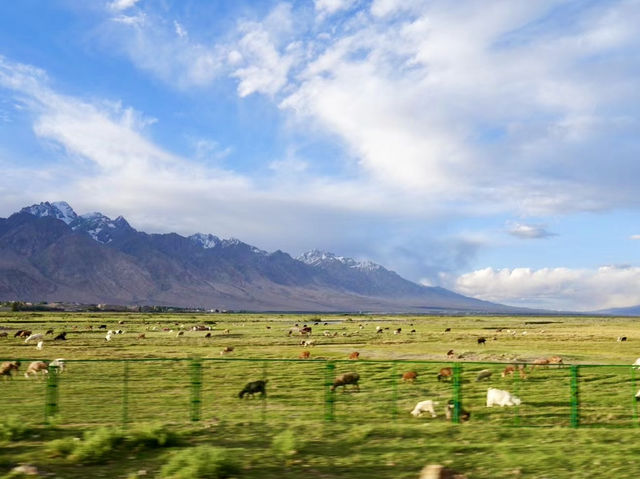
0 201 523 313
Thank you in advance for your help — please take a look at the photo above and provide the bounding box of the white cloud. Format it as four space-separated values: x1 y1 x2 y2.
452 265 640 311
315 0 357 17
631 235 640 240
508 223 556 239
109 0 141 12
173 20 187 39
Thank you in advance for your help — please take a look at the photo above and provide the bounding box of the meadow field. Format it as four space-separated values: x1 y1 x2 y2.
2 311 640 478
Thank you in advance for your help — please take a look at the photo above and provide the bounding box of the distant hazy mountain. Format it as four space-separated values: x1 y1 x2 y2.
0 201 522 312
593 305 640 316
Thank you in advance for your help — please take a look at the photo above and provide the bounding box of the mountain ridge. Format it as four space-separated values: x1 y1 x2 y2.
0 201 524 313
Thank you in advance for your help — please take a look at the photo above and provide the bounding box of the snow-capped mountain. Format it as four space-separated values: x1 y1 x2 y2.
20 201 77 225
298 249 383 272
0 201 523 312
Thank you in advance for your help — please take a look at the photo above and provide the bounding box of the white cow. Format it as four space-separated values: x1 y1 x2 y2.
25 333 44 343
487 388 521 407
410 400 439 418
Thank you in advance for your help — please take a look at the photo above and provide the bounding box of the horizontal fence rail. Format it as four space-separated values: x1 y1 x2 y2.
1 358 639 428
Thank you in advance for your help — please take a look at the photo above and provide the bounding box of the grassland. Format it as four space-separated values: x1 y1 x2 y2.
2 312 640 478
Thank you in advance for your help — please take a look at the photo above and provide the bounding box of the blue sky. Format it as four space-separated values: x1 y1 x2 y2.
1 0 640 311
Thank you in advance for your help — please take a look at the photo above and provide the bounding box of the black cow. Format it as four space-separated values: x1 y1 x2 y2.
54 332 67 341
238 380 267 399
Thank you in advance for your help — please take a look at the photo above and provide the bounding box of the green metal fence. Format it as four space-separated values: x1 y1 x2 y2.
2 358 639 428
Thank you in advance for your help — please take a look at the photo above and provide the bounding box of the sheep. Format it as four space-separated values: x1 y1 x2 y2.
53 332 67 341
238 380 267 398
25 361 49 378
323 331 333 337
501 364 527 379
220 346 234 355
204 332 211 338
445 400 471 422
50 359 65 374
618 336 628 342
25 333 44 343
36 341 44 351
531 358 550 369
487 388 521 407
45 329 54 335
299 350 311 359
0 361 20 379
633 358 640 368
376 326 382 332
394 328 402 334
410 400 438 418
402 371 418 383
410 329 416 334
348 351 360 360
477 337 486 345
176 331 184 337
548 355 564 366
222 329 230 335
301 339 315 347
475 369 492 381
105 332 112 342
376 329 383 334
446 349 455 358
98 325 107 329
437 367 453 382
331 372 360 392
444 328 451 332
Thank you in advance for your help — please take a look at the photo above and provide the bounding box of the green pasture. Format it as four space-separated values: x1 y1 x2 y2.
2 312 640 478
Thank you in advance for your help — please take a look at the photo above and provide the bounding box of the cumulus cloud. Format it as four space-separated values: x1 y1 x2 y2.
315 0 357 17
631 235 640 240
452 265 640 311
508 223 556 239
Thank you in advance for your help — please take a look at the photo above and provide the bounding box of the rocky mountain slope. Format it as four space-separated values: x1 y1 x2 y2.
0 202 520 312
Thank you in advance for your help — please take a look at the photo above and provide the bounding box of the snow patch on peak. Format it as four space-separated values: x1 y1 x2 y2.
21 201 78 224
298 250 383 271
189 233 221 249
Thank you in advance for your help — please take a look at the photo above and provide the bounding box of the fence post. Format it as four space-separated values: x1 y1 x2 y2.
45 364 59 425
122 361 130 428
190 358 202 422
570 365 580 428
632 366 638 427
452 363 462 424
325 361 335 422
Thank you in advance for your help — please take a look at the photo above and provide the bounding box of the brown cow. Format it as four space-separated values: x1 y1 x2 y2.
401 371 418 383
0 361 20 379
299 350 311 359
437 367 453 381
348 351 360 360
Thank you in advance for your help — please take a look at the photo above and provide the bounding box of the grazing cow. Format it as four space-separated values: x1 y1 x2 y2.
402 371 418 383
98 325 107 329
300 326 312 335
222 329 230 335
410 329 416 334
531 358 550 369
238 380 267 399
330 372 360 392
475 369 492 381
446 349 455 358
410 400 438 418
176 331 184 337
45 329 54 335
444 328 451 332
477 337 486 345
204 332 212 338
137 333 146 339
17 330 32 338
301 339 316 347
50 359 65 373
487 388 521 407
548 356 564 366
25 361 49 378
348 351 360 360
394 328 402 335
618 336 628 342
437 367 453 382
220 346 234 355
0 361 20 379
299 350 311 359
445 400 471 422
53 332 67 341
0 332 7 338
25 333 44 343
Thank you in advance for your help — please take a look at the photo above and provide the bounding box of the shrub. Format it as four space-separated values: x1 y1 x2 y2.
45 436 78 458
126 423 180 448
271 429 301 459
68 427 124 464
159 446 240 479
0 417 30 443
